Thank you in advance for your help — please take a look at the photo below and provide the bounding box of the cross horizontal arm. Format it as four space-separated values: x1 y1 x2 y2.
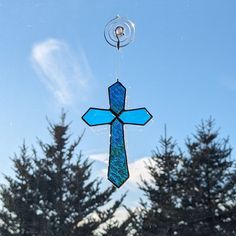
82 108 115 126
119 108 152 125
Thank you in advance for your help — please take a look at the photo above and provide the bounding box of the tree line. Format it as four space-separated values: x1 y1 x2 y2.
0 113 236 236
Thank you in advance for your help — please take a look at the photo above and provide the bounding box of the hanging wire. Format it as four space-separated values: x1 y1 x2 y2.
115 47 121 80
104 15 135 81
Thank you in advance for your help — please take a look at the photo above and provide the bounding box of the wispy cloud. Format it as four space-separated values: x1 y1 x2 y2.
31 38 92 105
90 153 156 186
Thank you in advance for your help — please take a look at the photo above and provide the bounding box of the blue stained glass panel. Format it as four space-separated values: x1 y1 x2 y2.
108 119 129 188
82 81 153 187
119 108 152 125
109 82 126 114
82 108 115 126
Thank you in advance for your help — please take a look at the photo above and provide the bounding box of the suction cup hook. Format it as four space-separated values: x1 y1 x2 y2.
104 15 135 50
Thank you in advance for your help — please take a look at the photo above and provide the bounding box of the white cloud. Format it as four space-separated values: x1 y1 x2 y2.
31 38 92 105
128 157 155 185
90 153 109 164
90 153 157 186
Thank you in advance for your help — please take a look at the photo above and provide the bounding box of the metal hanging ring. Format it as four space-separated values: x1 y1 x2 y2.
104 15 135 49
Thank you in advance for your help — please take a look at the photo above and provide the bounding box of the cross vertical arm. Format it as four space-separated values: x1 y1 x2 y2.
108 119 129 188
107 81 129 187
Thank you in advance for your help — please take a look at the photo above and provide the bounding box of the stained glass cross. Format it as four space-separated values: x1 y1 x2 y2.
82 81 152 188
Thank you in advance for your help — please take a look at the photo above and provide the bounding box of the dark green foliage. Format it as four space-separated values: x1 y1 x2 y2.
179 119 236 235
1 114 236 236
99 206 135 236
0 114 124 236
131 119 236 236
133 130 183 236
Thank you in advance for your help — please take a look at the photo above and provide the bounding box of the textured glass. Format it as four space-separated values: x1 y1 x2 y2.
82 108 115 126
82 81 152 187
119 108 152 125
108 119 129 187
109 81 126 114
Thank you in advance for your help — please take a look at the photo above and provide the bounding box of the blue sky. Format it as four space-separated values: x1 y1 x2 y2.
0 0 236 210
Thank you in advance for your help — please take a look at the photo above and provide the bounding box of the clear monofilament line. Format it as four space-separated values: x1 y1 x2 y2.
116 48 121 80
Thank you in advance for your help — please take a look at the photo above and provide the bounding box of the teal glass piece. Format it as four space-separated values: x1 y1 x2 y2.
108 81 126 114
82 108 115 126
119 108 152 125
82 81 153 188
108 119 129 188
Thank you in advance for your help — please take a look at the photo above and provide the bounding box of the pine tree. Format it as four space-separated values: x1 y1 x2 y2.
99 206 135 236
0 113 124 236
133 130 183 236
120 119 236 236
179 118 236 236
